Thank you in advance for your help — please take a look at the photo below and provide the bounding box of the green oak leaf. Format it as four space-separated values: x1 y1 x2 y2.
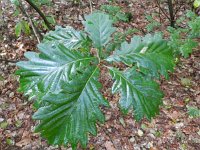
107 34 175 79
109 67 163 121
83 12 116 49
16 43 96 100
43 26 87 50
33 66 108 149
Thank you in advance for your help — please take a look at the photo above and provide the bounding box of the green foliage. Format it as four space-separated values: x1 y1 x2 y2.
15 20 31 37
167 10 200 58
109 67 163 121
10 0 19 6
46 15 56 25
15 21 22 37
100 5 131 23
186 11 200 38
38 15 56 30
16 12 175 149
83 12 116 50
145 14 161 32
107 33 174 79
33 67 108 148
43 26 88 50
16 43 96 101
167 26 198 58
30 0 56 28
11 0 55 38
106 28 138 53
187 106 200 118
194 0 200 8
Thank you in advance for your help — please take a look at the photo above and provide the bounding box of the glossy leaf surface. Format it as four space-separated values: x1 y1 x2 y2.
43 26 87 50
33 67 108 149
109 67 163 121
83 12 115 49
107 34 175 78
16 43 96 100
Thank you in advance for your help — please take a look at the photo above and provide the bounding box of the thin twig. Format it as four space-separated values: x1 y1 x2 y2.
155 0 171 20
24 0 53 30
18 0 42 43
174 1 184 17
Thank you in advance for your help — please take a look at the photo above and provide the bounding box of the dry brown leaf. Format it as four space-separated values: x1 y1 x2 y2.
105 141 116 150
16 138 32 147
150 147 159 150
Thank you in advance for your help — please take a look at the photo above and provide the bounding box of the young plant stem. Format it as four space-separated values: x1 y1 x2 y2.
24 0 53 30
96 48 101 63
98 47 104 60
167 0 175 27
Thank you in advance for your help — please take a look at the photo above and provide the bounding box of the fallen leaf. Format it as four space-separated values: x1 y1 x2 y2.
105 141 116 150
16 138 32 147
138 129 144 137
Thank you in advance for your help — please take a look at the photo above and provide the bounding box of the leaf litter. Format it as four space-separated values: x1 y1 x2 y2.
0 0 199 149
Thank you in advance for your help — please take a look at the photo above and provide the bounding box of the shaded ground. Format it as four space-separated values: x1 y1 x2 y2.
0 0 199 150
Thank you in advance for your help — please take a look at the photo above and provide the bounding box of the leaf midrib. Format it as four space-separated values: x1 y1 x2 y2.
35 57 96 80
27 57 96 94
58 57 96 70
111 69 149 115
69 66 99 116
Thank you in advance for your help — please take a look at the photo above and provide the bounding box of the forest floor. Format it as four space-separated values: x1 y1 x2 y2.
0 0 200 150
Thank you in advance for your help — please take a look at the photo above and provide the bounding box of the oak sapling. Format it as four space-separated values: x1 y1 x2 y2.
16 12 175 149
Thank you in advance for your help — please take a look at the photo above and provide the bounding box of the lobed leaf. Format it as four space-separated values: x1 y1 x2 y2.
43 26 87 50
107 34 175 79
109 67 163 121
33 66 108 149
16 43 96 100
83 12 116 49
